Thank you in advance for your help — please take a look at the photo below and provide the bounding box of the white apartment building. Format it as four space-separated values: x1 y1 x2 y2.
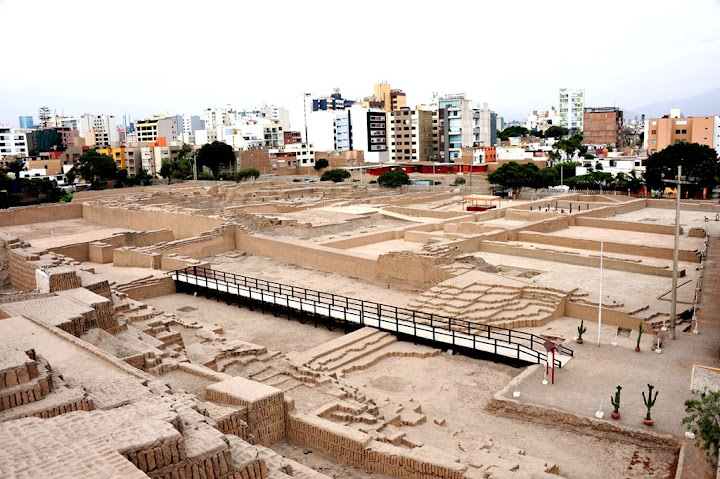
284 143 315 167
59 114 118 147
306 110 337 151
558 88 585 132
0 127 28 162
181 115 204 144
135 117 179 143
525 108 561 134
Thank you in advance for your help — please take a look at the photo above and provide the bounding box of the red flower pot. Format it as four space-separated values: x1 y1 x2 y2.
635 347 641 352
576 338 584 344
611 412 621 420
643 419 653 426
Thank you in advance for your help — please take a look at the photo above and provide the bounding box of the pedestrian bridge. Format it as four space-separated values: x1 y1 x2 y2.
171 267 573 368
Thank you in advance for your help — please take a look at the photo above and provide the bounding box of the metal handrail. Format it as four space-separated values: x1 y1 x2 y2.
172 266 571 367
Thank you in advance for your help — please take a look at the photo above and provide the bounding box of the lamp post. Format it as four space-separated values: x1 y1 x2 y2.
662 165 697 340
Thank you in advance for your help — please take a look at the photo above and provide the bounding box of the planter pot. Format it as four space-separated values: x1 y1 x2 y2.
643 419 654 426
635 347 641 352
576 338 584 344
611 412 621 420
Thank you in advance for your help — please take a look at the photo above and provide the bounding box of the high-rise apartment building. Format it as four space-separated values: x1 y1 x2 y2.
368 83 406 112
388 108 435 162
311 90 354 111
438 94 475 162
0 127 28 162
135 117 179 143
306 106 388 162
558 88 585 132
18 116 35 129
644 110 720 156
583 107 623 146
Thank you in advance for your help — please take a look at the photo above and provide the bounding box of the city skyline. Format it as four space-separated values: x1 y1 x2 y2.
1 0 719 127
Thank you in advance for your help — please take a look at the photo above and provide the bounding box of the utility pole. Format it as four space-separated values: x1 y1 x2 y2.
662 164 696 340
597 240 603 346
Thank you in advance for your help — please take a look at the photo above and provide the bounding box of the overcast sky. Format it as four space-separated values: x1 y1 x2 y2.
1 0 719 128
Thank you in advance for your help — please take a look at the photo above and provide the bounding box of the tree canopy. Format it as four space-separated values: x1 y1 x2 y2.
320 169 351 183
377 169 411 188
683 390 720 466
550 135 587 162
314 158 329 170
196 141 235 178
234 168 260 182
160 158 192 184
644 143 720 197
544 126 569 138
487 162 541 196
498 126 529 141
71 149 118 189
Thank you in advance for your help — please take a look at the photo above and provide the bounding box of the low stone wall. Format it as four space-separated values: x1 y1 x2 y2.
115 276 176 301
384 206 469 219
475 241 677 277
321 230 399 249
114 248 162 269
574 216 677 235
515 231 701 263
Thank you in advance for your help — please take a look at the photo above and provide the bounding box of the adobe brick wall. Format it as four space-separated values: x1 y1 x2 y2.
235 232 377 282
82 204 223 239
515 231 700 263
574 217 677 235
113 248 162 269
0 203 83 227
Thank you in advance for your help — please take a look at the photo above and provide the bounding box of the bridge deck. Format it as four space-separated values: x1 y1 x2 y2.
171 267 572 368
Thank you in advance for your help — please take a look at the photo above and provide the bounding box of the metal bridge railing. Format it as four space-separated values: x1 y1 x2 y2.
172 266 572 367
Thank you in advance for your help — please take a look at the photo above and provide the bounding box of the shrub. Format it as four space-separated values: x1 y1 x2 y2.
197 172 214 180
320 169 351 183
452 177 466 185
314 158 329 170
377 169 411 188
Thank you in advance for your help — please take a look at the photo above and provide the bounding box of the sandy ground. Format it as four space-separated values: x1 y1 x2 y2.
346 239 428 258
2 218 134 249
342 354 677 479
146 293 346 354
81 262 167 286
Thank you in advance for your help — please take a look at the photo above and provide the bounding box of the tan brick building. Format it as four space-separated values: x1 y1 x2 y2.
645 113 719 155
582 107 623 147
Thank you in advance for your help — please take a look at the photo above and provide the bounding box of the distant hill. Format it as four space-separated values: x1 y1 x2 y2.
624 89 720 119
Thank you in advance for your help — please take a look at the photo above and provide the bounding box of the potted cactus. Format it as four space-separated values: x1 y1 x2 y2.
635 322 644 352
642 384 658 426
610 386 622 419
576 320 587 344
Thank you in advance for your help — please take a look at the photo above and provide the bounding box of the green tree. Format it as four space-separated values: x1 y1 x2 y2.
683 390 720 466
487 161 540 197
314 158 329 170
134 168 153 186
71 149 118 189
377 169 411 188
196 141 235 178
644 143 720 198
234 168 260 182
160 158 192 184
320 169 351 183
5 160 26 193
544 126 569 138
528 168 558 190
498 126 529 141
552 135 587 162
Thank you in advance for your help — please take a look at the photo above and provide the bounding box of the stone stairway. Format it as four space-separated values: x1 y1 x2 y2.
286 327 440 378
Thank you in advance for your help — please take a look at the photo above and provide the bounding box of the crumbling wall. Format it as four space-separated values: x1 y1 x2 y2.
375 251 454 291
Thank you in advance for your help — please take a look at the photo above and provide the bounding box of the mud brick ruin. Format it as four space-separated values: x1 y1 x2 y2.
1 180 719 478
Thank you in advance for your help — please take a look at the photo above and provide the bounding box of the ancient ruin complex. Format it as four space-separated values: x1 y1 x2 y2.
1 180 719 478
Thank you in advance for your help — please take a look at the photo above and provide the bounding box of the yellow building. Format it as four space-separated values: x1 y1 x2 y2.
98 147 126 169
362 83 406 112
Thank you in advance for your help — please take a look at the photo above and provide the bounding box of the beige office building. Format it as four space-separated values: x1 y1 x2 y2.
388 108 435 162
645 110 720 156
